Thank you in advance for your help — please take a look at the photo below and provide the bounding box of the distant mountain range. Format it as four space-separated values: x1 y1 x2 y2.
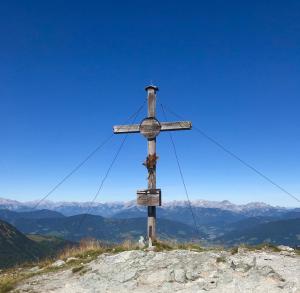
0 197 299 247
0 197 292 217
215 218 300 247
0 209 201 242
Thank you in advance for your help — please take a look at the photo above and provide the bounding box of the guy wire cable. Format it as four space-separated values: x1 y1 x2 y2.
78 100 145 228
33 99 146 210
163 104 300 204
160 103 202 239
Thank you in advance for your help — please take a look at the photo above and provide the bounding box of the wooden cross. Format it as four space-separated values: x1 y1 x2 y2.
113 85 192 241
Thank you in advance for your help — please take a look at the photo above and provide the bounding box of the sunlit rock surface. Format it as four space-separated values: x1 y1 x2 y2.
15 250 300 293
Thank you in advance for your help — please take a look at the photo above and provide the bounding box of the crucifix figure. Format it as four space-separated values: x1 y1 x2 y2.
113 85 192 241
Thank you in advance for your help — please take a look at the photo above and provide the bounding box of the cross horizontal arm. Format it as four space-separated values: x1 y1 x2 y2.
113 124 140 134
160 121 192 132
113 121 192 134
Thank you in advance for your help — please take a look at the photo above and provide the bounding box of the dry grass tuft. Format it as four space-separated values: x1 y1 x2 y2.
230 243 283 255
59 238 104 260
0 270 34 293
153 240 205 252
0 275 15 293
58 238 139 261
112 239 139 253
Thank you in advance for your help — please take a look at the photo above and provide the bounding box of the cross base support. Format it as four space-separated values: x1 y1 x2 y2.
147 206 156 241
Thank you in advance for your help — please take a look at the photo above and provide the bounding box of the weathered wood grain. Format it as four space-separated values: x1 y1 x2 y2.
113 124 140 134
137 189 161 206
160 121 192 131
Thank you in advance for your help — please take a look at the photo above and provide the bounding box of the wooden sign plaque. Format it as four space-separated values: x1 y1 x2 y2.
137 189 162 206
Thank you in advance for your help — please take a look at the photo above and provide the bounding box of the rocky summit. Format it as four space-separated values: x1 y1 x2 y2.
14 249 300 293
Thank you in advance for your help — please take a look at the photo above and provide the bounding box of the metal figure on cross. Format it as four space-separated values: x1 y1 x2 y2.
113 85 192 241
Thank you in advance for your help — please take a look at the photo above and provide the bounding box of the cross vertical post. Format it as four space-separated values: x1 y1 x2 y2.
146 85 158 240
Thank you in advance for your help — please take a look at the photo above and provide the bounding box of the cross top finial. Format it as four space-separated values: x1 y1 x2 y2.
145 85 159 92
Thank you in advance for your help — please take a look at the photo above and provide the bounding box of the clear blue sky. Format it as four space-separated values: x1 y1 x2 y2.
0 1 299 207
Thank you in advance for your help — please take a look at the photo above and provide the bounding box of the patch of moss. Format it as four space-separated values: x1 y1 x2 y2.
242 243 281 252
230 247 239 255
177 243 204 252
0 271 36 293
230 243 282 255
72 266 84 273
216 256 226 263
0 281 14 293
152 241 173 251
